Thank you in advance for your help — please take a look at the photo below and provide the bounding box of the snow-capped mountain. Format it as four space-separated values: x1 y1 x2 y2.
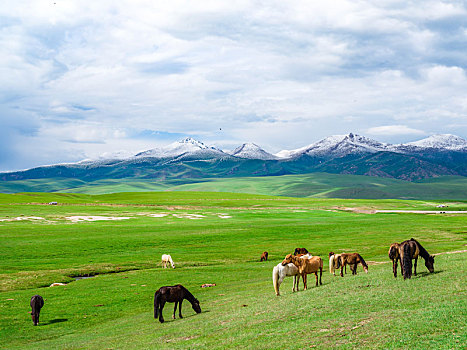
403 134 467 151
276 133 389 158
135 137 226 159
230 143 278 160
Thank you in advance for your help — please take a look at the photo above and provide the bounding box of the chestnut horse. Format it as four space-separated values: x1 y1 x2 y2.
282 254 322 289
260 251 268 261
398 238 434 279
338 253 368 277
388 243 402 278
154 284 201 323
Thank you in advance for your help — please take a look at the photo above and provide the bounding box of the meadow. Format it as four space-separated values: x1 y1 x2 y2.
0 192 466 349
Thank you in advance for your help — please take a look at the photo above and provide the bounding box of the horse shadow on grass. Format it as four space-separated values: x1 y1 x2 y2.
43 318 68 325
160 310 210 323
415 270 443 278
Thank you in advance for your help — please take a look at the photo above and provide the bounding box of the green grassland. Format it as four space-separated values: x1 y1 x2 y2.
1 173 467 200
0 192 466 349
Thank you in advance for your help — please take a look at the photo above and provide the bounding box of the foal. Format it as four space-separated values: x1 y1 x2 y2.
388 243 402 278
154 284 201 323
30 295 44 326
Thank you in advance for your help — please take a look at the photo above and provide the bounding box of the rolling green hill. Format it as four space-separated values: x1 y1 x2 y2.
0 173 466 200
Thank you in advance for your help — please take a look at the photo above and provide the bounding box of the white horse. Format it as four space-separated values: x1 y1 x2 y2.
161 254 175 269
272 254 314 296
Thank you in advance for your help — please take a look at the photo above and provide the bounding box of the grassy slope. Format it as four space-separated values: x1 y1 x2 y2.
0 192 466 349
1 174 467 200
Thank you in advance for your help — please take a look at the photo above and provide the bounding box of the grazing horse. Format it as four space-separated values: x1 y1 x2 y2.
272 254 313 295
398 238 434 279
294 247 308 255
30 295 44 326
328 252 352 276
282 254 322 289
154 284 201 323
338 253 368 277
388 243 402 278
161 254 175 269
260 251 268 262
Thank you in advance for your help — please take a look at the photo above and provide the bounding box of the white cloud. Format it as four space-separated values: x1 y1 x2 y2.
366 125 426 136
0 0 466 171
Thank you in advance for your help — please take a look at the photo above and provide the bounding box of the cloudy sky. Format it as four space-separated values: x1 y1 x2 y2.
1 0 467 171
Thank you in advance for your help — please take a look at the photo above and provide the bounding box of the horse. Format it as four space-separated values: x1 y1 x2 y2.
272 254 314 295
161 254 175 269
328 252 352 276
388 243 402 278
294 247 308 255
30 295 44 326
282 254 322 289
154 284 201 323
398 238 434 279
338 253 368 277
260 251 268 262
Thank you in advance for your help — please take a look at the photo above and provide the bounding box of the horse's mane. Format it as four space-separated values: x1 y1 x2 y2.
178 285 197 303
357 254 368 268
410 238 431 260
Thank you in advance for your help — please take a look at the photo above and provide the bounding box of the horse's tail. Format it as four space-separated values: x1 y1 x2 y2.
358 254 368 272
154 292 160 319
329 255 334 274
401 243 412 279
272 265 280 296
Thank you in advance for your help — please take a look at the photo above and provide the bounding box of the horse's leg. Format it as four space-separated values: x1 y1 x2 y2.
179 300 183 318
414 257 418 276
159 301 166 323
173 302 177 319
340 264 344 277
303 273 307 290
319 267 322 285
292 275 297 292
315 272 318 286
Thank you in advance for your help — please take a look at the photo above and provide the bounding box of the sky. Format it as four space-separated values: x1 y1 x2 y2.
1 0 467 171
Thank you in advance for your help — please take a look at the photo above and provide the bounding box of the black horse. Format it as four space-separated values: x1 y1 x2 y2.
154 284 201 323
30 295 44 326
399 238 435 279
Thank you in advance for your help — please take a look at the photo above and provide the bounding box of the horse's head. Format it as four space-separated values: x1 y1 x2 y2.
282 254 293 266
425 255 435 273
328 251 335 258
192 299 202 314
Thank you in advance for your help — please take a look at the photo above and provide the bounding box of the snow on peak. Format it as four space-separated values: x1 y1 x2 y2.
404 134 467 150
135 138 223 158
231 143 278 160
276 133 388 158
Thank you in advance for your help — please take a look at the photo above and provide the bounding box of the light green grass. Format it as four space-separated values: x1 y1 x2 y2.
0 192 466 349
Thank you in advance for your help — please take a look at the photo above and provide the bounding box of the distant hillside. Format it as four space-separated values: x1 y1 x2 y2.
1 173 466 200
0 134 466 196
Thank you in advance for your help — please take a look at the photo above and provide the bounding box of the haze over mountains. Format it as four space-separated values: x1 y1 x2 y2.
1 133 466 185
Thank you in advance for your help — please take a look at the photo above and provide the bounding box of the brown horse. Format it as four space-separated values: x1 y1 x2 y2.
388 243 402 278
154 284 201 323
338 253 368 277
398 238 434 279
282 254 322 289
260 251 268 262
294 248 308 255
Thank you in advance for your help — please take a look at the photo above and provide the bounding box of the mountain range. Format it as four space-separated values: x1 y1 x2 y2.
1 133 466 185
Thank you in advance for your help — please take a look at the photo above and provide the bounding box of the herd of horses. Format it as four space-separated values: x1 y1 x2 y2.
28 239 435 326
272 238 434 296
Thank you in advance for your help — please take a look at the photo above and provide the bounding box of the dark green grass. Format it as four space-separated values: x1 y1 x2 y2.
0 192 466 349
1 173 466 200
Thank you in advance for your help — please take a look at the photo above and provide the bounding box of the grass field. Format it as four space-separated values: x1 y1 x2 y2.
0 192 466 349
1 173 467 200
